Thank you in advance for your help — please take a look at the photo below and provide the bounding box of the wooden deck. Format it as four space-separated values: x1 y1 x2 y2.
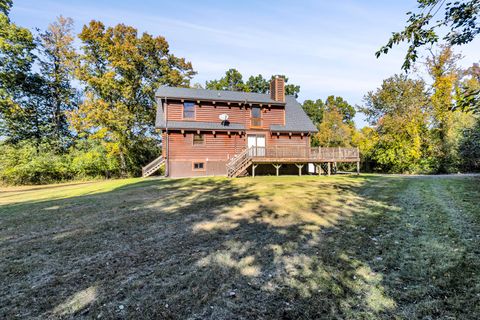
227 146 360 177
248 146 360 163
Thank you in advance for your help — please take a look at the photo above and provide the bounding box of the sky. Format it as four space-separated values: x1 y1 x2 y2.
9 0 480 127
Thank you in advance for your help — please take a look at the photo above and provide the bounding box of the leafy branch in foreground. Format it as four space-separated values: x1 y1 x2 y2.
377 0 480 70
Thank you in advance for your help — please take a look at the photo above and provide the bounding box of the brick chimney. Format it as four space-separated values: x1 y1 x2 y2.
270 76 285 102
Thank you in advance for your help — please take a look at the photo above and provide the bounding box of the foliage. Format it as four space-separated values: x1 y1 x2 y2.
0 11 46 147
361 75 431 173
459 117 480 171
0 0 12 16
315 107 354 147
205 69 301 97
302 99 324 126
377 0 480 70
37 16 79 151
324 95 356 125
70 20 195 176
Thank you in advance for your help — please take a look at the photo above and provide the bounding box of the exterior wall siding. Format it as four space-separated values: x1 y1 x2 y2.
165 101 285 130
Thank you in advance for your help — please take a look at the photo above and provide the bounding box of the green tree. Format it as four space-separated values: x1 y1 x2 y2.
38 16 78 151
459 118 480 171
302 99 324 126
70 20 195 175
315 107 353 147
0 0 12 16
324 95 356 126
245 74 269 93
0 3 48 150
377 0 480 71
206 70 301 97
361 75 431 173
206 68 246 91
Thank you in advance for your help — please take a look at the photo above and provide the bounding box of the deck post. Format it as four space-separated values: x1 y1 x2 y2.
327 162 331 176
356 161 360 175
252 164 258 177
295 163 304 176
272 164 282 176
316 164 321 176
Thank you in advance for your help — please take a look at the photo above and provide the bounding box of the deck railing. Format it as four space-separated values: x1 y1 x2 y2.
248 146 359 161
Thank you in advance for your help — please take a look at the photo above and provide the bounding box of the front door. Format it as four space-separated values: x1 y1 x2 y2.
247 134 265 156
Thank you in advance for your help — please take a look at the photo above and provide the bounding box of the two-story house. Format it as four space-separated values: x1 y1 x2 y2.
144 77 359 178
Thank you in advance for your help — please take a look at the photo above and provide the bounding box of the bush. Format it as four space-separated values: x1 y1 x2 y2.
0 143 72 185
0 140 122 185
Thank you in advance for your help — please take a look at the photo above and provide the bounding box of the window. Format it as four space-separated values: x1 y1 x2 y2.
251 106 261 127
193 162 205 170
193 134 204 145
183 102 195 119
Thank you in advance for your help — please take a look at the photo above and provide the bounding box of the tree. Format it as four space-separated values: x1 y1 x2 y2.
0 0 12 16
302 99 324 126
426 45 466 172
324 95 356 125
315 107 353 147
206 68 246 91
377 0 480 71
459 118 480 171
70 21 195 175
245 74 269 93
38 16 78 151
206 70 301 97
361 75 431 173
0 4 47 150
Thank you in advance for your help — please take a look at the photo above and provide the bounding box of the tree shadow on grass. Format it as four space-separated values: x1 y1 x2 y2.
1 175 479 319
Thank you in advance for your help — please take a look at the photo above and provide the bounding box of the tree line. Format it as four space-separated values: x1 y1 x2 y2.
1 0 479 185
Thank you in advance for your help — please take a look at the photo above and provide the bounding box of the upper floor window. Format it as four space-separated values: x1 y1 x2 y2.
251 106 261 127
183 102 195 119
193 134 205 145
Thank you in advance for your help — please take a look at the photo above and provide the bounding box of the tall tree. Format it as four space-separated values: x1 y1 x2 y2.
70 20 195 175
315 107 353 147
0 0 12 16
206 68 246 91
324 95 356 126
0 2 47 149
245 74 269 93
302 99 324 126
38 16 78 151
427 46 473 172
361 75 431 173
206 70 301 97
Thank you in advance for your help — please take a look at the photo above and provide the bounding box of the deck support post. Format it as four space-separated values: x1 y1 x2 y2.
272 164 282 176
316 164 321 176
356 161 360 175
295 163 304 176
252 164 258 178
327 162 331 176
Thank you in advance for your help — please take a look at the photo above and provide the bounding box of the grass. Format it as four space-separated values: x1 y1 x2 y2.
1 174 479 319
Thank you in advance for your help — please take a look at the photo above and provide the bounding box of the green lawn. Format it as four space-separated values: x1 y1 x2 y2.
1 175 479 319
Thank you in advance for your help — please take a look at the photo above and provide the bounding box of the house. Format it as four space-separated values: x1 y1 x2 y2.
144 77 359 178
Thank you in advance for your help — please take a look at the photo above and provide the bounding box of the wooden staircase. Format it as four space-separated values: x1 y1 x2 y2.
142 156 165 177
227 148 252 178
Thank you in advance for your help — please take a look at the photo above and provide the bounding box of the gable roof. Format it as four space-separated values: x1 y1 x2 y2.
156 86 285 105
155 86 318 133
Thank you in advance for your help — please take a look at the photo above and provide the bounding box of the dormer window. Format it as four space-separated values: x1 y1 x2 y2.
251 106 261 127
183 102 195 119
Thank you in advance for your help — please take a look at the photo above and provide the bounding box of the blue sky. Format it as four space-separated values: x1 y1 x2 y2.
10 0 480 127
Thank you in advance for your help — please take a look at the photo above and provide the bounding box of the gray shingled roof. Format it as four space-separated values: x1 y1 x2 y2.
156 86 285 105
270 96 318 133
155 87 317 133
